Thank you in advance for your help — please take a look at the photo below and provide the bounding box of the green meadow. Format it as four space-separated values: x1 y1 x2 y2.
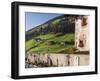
26 33 75 54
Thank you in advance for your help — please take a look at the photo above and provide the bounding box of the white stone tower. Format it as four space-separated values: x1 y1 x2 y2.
75 16 90 52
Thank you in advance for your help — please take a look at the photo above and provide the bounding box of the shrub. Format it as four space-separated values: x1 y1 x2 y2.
47 41 56 45
59 47 76 54
55 33 63 37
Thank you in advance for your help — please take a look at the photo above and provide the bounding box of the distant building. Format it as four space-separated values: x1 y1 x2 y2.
34 38 42 42
75 16 90 52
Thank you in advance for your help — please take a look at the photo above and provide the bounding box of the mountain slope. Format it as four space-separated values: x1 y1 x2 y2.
26 14 77 54
26 15 76 41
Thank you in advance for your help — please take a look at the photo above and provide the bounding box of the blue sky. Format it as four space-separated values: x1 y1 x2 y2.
25 12 63 31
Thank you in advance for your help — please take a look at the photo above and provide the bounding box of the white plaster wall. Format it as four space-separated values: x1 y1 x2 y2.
75 16 90 51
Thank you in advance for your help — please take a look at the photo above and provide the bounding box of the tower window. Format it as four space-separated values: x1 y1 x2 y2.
81 17 87 26
78 40 84 47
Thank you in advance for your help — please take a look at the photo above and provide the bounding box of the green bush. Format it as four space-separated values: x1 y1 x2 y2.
59 46 76 54
47 41 56 45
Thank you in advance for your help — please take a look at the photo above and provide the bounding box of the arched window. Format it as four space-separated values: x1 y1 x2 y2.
78 34 86 48
78 39 84 47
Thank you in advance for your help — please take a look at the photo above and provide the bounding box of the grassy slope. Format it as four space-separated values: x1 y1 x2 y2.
26 33 75 54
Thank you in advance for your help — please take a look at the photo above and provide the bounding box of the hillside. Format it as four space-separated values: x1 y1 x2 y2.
26 15 77 54
26 15 76 41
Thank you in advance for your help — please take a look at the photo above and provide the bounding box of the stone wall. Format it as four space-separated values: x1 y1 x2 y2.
25 53 89 68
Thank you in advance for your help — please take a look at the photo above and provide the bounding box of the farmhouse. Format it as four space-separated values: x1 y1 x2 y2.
34 38 42 42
